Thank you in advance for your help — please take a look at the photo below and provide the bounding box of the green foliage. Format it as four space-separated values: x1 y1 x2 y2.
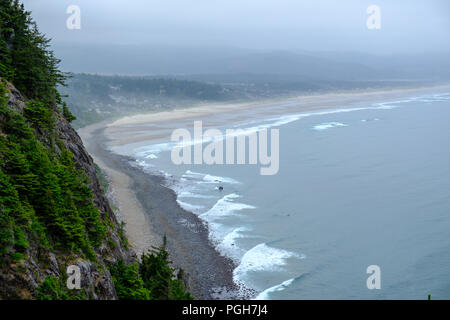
110 260 150 300
35 276 86 300
117 221 129 250
0 1 192 301
24 100 55 130
95 163 109 192
60 74 239 128
0 80 107 263
0 0 66 104
140 236 172 300
110 236 193 300
62 103 76 123
170 272 193 300
0 1 133 300
10 252 24 262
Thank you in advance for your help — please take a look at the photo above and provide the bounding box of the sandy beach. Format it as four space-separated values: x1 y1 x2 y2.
104 84 450 148
78 123 239 299
77 84 450 299
78 122 159 256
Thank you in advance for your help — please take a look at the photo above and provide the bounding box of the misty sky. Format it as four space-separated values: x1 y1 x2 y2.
20 0 450 54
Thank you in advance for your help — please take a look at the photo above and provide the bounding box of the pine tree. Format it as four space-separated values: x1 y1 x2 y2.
0 0 66 104
110 260 151 300
139 235 193 300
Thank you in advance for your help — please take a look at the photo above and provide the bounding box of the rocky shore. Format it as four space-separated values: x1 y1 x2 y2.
80 125 240 299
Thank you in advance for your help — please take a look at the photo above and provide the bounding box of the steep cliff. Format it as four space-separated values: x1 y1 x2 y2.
0 80 136 299
0 0 193 301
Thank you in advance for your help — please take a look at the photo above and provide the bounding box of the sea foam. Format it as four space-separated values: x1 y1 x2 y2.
133 92 447 162
176 199 205 214
183 170 241 185
199 193 256 220
313 122 348 131
233 243 305 285
216 226 251 263
254 278 296 300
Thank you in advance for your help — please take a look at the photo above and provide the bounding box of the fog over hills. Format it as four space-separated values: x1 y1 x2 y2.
53 44 450 81
22 0 449 130
21 0 450 82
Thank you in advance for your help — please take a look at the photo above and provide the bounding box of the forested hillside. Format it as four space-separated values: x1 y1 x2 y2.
0 0 191 300
62 72 424 129
60 73 238 128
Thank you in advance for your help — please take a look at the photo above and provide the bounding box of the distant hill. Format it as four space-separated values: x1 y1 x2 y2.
53 44 450 81
60 74 241 128
61 73 428 129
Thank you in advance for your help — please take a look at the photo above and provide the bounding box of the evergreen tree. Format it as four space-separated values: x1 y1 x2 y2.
62 103 76 123
140 236 172 300
139 235 193 300
110 260 150 300
0 0 66 104
0 0 193 300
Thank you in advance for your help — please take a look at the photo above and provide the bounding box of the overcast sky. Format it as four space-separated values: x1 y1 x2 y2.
20 0 450 54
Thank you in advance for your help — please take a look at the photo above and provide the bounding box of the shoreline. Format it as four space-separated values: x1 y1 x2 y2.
78 124 241 299
104 83 450 148
109 83 450 127
78 84 450 299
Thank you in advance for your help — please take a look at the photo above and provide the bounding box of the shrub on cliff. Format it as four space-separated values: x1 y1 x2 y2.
62 103 76 123
111 236 193 300
0 0 66 104
35 276 86 300
24 100 55 131
0 80 108 263
140 236 193 300
0 0 133 300
0 0 112 270
110 260 150 300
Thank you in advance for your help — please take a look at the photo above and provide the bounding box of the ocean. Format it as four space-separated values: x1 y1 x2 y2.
111 92 450 299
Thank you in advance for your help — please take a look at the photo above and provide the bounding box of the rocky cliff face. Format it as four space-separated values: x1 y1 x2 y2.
0 82 136 300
